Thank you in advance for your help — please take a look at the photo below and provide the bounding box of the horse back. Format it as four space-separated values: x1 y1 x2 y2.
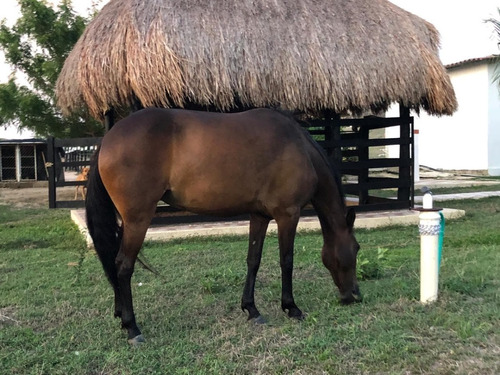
99 108 319 217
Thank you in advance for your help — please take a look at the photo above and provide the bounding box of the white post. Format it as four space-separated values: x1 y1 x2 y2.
418 190 441 303
15 144 21 182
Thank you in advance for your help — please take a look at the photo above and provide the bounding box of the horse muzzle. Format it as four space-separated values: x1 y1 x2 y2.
340 285 363 305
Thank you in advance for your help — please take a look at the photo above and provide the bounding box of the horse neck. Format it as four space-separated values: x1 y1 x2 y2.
311 169 349 244
303 131 349 242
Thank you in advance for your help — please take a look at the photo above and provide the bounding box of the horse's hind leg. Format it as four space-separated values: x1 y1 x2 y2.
241 213 270 323
115 213 155 345
276 210 304 319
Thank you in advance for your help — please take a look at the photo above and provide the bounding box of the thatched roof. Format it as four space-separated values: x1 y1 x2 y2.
56 0 457 121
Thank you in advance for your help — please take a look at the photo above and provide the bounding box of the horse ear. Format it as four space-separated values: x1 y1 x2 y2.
346 207 356 231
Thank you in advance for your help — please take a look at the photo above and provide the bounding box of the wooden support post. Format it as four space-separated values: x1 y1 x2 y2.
104 108 115 132
331 113 342 167
324 113 333 157
398 104 412 203
131 95 144 112
323 110 342 168
47 137 56 208
410 116 415 207
358 125 369 205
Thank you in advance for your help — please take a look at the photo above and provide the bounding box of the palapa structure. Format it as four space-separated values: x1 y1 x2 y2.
56 0 457 122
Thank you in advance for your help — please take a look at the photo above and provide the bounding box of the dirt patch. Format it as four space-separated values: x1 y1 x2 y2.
0 306 20 327
0 186 77 208
0 170 83 208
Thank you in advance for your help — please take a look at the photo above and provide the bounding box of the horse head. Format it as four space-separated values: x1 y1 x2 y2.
321 207 362 305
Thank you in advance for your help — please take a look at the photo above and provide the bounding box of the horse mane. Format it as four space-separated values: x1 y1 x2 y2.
292 122 346 209
302 129 346 204
272 110 345 203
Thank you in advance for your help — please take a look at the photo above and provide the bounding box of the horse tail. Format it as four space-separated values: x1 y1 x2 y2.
85 148 121 287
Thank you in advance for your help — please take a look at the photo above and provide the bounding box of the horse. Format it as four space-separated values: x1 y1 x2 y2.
85 107 362 345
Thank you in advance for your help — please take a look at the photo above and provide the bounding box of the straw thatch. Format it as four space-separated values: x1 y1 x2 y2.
56 0 457 121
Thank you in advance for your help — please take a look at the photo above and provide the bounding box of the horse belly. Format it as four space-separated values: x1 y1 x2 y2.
164 116 317 217
165 172 263 216
166 153 315 217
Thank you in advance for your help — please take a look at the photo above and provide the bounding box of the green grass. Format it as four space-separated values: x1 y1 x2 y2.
1 197 499 374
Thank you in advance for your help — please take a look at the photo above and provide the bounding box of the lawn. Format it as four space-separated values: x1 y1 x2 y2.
0 196 499 374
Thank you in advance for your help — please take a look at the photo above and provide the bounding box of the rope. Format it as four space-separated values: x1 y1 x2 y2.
438 212 445 270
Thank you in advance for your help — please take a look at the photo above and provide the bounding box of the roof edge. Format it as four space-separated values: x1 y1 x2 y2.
446 55 499 70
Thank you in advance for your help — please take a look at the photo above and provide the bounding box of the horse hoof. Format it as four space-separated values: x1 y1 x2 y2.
288 311 306 321
128 334 145 346
249 315 267 325
283 304 306 321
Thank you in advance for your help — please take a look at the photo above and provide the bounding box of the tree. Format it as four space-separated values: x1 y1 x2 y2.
0 0 103 138
486 9 500 88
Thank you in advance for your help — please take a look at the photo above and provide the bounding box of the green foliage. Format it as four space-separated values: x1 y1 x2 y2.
486 9 500 88
0 0 103 137
357 246 388 280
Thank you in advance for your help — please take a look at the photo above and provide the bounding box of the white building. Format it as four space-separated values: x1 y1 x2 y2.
388 55 500 176
0 124 35 140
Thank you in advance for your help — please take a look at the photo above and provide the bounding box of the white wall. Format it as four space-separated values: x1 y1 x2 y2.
487 64 500 176
420 64 489 170
388 62 494 172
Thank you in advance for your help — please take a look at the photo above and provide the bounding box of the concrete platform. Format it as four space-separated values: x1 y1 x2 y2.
71 207 465 246
414 190 500 203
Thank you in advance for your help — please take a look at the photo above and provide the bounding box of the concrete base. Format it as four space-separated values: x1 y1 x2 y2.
488 167 500 176
71 208 465 247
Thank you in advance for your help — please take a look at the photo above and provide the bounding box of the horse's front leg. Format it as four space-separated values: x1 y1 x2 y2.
241 213 270 323
276 212 304 320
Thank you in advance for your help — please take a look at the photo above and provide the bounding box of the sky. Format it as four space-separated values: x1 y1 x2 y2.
1 0 499 137
389 0 499 64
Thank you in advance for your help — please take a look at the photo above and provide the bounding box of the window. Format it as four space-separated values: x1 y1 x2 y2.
20 145 36 180
0 144 38 181
1 146 16 180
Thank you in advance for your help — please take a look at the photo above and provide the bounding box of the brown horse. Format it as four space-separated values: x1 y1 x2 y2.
85 108 361 345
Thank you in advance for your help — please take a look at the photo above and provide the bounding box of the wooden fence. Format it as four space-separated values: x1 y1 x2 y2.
47 137 102 208
47 112 414 212
302 110 414 211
